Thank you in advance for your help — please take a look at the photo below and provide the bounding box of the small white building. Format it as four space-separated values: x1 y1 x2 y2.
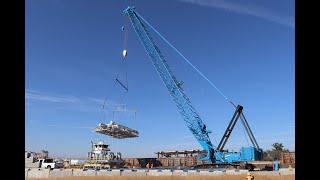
85 140 124 168
87 140 122 160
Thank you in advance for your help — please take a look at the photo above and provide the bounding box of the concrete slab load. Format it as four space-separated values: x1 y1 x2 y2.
94 121 139 139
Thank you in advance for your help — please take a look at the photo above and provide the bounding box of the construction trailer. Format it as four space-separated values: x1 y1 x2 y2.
122 158 159 168
122 157 206 168
280 152 295 168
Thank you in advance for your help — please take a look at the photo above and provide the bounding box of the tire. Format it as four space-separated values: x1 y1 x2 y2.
245 164 254 171
47 165 51 170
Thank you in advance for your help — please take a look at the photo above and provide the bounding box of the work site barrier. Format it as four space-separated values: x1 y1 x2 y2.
25 168 294 178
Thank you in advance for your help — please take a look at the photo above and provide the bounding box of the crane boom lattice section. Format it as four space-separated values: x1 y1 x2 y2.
124 7 219 161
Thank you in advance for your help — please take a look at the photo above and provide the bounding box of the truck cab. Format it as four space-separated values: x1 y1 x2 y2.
37 158 56 169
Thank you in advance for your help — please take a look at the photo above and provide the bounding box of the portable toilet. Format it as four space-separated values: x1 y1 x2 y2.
273 161 279 171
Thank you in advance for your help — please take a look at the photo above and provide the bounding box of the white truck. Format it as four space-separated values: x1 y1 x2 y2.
25 157 63 169
38 158 57 169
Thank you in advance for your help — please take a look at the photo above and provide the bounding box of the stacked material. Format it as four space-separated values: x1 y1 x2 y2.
93 121 139 139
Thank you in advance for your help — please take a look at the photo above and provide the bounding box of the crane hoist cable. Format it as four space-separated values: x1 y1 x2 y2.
123 13 129 57
115 14 129 92
134 11 237 109
107 14 130 122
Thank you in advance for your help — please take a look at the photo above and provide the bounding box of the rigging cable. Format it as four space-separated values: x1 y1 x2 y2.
116 14 129 92
134 11 237 109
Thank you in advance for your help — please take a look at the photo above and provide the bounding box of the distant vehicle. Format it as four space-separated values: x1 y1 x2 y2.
27 158 63 169
83 163 105 171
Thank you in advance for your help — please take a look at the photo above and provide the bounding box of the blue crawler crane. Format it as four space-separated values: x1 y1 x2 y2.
123 6 263 170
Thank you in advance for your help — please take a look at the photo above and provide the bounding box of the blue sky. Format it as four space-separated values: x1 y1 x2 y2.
25 0 295 158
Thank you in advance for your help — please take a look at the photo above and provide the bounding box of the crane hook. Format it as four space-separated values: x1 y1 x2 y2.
123 49 127 58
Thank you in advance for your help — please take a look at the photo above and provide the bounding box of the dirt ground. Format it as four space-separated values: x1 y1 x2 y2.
27 174 295 180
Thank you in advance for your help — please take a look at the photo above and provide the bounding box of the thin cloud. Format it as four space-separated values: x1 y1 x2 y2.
86 97 105 104
25 90 106 112
26 90 80 104
179 0 294 28
47 124 57 127
25 89 137 114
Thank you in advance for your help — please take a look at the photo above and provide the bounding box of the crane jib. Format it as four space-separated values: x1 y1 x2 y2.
123 6 219 162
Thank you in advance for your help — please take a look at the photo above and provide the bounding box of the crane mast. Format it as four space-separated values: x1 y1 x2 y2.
124 6 223 163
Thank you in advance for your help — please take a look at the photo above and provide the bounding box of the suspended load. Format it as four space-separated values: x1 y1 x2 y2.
93 120 139 139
